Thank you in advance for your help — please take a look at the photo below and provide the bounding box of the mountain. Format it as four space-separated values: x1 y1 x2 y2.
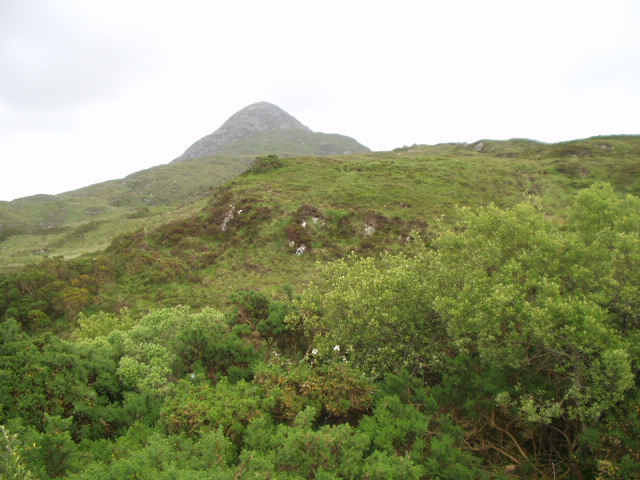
0 102 371 265
172 101 370 162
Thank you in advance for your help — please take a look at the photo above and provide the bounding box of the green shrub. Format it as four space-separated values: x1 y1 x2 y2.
249 154 287 173
293 184 640 476
254 357 375 424
0 425 35 480
160 378 265 446
239 407 369 479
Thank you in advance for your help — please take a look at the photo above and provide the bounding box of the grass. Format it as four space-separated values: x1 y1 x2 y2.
0 153 255 266
70 134 638 314
2 135 640 314
0 128 369 267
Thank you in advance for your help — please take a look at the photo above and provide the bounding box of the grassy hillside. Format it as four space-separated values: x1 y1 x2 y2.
2 135 639 273
0 129 369 266
26 134 632 315
0 155 255 266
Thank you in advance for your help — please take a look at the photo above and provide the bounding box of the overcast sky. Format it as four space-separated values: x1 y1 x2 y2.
1 0 639 201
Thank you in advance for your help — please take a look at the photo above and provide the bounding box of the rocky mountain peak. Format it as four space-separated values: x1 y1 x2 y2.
172 102 313 162
225 101 311 133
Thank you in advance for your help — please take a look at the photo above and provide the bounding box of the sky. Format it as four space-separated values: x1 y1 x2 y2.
1 0 639 201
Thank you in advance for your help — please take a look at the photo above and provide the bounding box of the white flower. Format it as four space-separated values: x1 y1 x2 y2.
334 345 340 352
312 348 319 355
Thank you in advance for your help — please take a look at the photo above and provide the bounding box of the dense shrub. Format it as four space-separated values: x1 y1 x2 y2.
248 154 287 173
293 184 640 476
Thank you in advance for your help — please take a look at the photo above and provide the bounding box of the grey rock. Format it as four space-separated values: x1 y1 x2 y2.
172 101 368 162
173 102 311 162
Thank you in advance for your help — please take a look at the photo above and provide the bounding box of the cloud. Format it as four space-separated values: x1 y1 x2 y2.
1 0 639 200
0 0 152 113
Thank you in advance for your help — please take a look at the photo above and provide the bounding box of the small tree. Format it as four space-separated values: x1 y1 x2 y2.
292 184 640 475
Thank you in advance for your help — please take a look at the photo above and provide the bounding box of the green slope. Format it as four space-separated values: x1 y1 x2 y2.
0 155 255 266
84 135 640 313
1 134 638 276
0 128 369 266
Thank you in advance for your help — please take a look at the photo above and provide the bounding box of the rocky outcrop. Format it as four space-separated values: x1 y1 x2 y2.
172 102 369 162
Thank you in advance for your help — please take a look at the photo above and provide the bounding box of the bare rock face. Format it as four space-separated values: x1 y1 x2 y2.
172 102 369 162
173 102 312 162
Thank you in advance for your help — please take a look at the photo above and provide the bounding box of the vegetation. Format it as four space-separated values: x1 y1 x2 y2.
0 154 255 267
248 154 288 173
2 135 639 269
294 183 640 476
1 136 640 478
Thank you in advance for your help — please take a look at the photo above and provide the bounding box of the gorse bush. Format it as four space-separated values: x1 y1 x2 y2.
248 154 287 173
0 425 35 479
0 256 113 332
293 183 640 476
254 356 376 424
1 184 639 478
